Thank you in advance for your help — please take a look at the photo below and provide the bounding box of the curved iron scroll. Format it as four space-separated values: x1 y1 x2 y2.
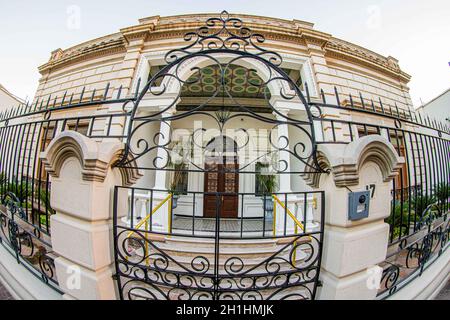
115 227 321 300
112 11 326 301
115 10 323 175
0 193 59 288
378 215 449 298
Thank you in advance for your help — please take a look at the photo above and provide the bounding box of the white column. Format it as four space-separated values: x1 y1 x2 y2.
40 131 141 300
274 109 292 193
151 110 175 233
153 114 172 190
272 105 294 236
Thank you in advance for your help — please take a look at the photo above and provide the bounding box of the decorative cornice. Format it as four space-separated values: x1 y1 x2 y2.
37 12 411 82
302 135 404 188
40 131 142 186
39 35 126 74
325 38 411 82
138 15 160 26
299 29 332 48
120 23 155 44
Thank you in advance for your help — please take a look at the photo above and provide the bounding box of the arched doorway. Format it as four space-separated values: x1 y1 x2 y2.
113 11 325 301
203 135 239 218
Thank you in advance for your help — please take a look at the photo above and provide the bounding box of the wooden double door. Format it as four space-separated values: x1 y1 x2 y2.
203 157 239 218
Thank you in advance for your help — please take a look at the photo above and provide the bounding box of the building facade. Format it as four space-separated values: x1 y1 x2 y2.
0 12 448 300
32 12 416 215
35 13 413 112
417 88 450 124
0 84 24 113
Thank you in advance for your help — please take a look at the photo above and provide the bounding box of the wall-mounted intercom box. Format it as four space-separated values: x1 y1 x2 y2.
348 190 370 221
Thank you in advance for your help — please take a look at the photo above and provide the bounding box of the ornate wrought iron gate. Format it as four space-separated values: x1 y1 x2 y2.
112 11 326 300
113 189 324 300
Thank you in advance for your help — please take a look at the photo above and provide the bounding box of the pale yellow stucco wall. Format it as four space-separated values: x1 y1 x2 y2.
31 13 413 113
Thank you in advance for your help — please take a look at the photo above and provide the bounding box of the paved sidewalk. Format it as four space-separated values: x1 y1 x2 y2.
434 280 450 300
0 281 14 300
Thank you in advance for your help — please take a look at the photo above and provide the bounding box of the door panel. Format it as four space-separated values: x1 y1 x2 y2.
203 158 239 218
221 163 239 218
204 162 219 218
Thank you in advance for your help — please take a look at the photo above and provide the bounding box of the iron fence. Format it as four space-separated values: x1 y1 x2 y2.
0 81 134 291
310 87 450 299
113 187 325 300
0 10 448 300
116 186 323 239
109 11 327 300
0 68 447 300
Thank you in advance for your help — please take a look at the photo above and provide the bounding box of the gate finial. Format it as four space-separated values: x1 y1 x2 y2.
165 10 282 66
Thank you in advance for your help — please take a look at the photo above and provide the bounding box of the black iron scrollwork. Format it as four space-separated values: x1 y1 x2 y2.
165 11 283 65
115 10 323 175
378 216 449 298
0 193 59 289
115 228 321 300
112 11 325 301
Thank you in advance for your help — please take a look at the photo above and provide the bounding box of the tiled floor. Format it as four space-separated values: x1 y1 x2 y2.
172 216 272 233
0 281 13 300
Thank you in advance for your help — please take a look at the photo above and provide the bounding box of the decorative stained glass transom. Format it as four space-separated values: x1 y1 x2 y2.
180 64 270 99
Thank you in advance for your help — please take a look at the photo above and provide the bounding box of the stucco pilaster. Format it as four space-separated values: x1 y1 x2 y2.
40 131 141 300
303 135 404 299
115 23 153 97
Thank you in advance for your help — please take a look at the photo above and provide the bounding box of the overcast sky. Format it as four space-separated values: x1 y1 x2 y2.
0 0 449 107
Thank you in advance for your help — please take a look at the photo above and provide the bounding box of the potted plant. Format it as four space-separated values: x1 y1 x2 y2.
169 165 185 209
259 173 277 221
168 144 188 209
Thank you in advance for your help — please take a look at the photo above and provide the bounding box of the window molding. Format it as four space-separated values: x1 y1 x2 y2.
131 51 319 99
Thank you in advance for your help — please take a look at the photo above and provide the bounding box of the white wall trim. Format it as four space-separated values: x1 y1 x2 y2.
131 50 318 99
281 53 318 98
0 244 63 300
131 50 167 95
